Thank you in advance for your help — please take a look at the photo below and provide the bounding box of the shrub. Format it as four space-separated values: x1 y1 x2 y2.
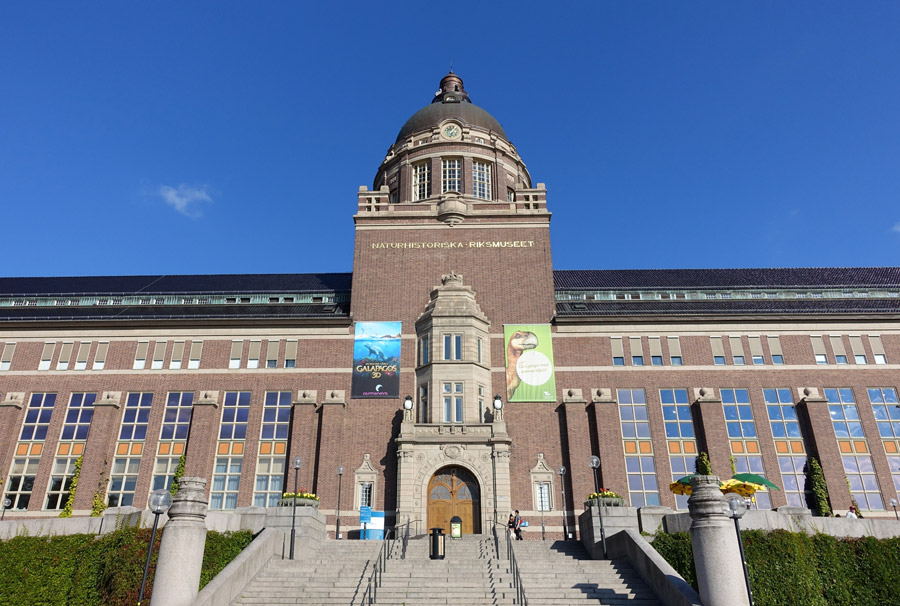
695 452 712 475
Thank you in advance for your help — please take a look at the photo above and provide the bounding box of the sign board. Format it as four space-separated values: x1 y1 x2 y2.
351 322 401 398
504 324 557 402
359 506 372 524
363 510 385 540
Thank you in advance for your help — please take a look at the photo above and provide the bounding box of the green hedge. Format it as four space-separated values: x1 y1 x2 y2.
0 527 253 606
652 529 900 606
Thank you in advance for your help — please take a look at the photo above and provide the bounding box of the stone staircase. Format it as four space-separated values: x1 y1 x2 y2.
232 534 663 606
513 540 662 605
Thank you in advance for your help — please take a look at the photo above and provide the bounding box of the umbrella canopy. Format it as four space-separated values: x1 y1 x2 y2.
732 473 780 491
669 475 724 496
720 478 765 497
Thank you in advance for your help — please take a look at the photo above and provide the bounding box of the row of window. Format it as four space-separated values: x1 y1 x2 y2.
416 334 486 366
412 158 493 201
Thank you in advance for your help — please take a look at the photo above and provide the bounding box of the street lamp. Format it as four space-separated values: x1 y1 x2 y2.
1 497 10 521
588 456 606 558
492 396 503 526
290 455 303 560
558 465 568 540
724 494 755 606
337 466 345 539
138 489 172 606
890 498 899 521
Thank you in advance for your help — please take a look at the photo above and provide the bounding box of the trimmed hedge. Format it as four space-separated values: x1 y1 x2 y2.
0 527 253 606
653 529 900 606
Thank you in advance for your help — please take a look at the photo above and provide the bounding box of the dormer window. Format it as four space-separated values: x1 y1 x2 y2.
442 158 461 193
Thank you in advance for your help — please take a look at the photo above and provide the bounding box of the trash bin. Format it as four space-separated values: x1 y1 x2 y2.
429 527 445 559
450 516 462 539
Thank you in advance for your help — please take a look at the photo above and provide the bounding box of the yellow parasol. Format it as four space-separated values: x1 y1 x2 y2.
720 478 766 497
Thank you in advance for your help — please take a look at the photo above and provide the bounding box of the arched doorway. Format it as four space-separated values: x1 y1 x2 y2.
427 466 482 534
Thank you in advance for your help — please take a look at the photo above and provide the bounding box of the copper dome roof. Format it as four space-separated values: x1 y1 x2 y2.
394 72 506 143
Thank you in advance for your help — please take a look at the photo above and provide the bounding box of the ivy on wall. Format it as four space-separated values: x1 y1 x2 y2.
59 455 84 518
170 453 186 497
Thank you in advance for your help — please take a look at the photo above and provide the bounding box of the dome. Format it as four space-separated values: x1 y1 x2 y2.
394 72 507 143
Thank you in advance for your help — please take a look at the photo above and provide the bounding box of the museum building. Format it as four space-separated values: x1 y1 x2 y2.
2 72 900 536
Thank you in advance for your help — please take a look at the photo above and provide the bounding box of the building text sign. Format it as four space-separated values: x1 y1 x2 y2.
371 240 535 250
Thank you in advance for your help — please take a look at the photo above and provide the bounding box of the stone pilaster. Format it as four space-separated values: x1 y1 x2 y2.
74 391 122 510
797 387 851 511
183 391 218 489
688 475 750 606
290 390 318 491
562 388 591 538
314 390 346 497
152 477 208 606
590 388 627 496
0 393 25 497
694 388 732 479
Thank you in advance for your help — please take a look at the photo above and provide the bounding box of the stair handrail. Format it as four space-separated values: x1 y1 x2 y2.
499 522 529 606
361 527 393 605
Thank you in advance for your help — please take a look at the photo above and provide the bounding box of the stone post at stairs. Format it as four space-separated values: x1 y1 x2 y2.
151 477 208 606
688 475 749 606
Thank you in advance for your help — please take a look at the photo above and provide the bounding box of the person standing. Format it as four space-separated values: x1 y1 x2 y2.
513 510 523 540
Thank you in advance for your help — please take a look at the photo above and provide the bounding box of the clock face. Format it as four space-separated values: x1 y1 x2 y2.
442 124 460 139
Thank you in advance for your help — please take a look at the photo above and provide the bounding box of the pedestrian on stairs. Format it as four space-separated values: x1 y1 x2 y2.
513 510 523 540
508 513 515 538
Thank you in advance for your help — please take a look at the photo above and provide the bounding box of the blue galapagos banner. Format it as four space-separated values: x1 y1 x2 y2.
351 321 401 399
504 324 557 402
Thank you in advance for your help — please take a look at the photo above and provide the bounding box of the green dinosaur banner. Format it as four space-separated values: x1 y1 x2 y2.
503 324 556 402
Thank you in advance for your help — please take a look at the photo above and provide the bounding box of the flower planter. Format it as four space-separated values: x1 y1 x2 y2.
277 497 320 508
585 497 626 508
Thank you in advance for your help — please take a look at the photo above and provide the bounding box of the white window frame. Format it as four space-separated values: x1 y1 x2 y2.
473 160 491 199
441 158 461 193
412 161 431 201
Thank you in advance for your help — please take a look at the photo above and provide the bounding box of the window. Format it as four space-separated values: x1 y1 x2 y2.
229 341 242 369
220 392 251 440
729 336 745 366
843 455 884 510
169 341 184 369
625 456 660 508
210 456 243 510
849 336 867 365
245 341 260 369
151 341 166 369
661 389 693 439
815 354 828 365
6 458 39 510
875 354 888 365
74 342 90 370
119 393 153 441
752 355 764 365
651 356 663 366
507 189 515 202
284 340 297 368
443 382 463 423
188 341 203 369
869 387 900 438
855 355 868 365
46 457 79 510
265 340 279 368
473 160 491 199
733 356 745 365
161 392 193 440
778 456 809 508
478 385 485 422
722 389 755 438
419 336 430 366
21 393 56 441
765 388 807 508
836 355 848 364
476 337 484 364
671 356 683 365
632 355 644 366
536 482 551 511
107 457 141 507
38 342 54 370
443 334 462 360
611 337 624 366
412 161 431 201
886 456 900 504
772 355 784 365
56 342 73 370
870 335 888 365
153 456 181 491
441 158 461 192
134 341 149 369
613 357 625 366
254 456 285 507
261 391 292 440
714 356 726 365
359 482 373 508
619 389 650 438
826 388 862 438
668 336 683 366
93 342 109 370
61 393 96 441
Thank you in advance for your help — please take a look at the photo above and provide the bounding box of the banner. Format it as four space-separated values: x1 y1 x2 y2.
351 321 401 399
503 324 556 402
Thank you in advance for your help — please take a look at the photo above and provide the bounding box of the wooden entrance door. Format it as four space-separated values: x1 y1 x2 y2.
427 466 481 535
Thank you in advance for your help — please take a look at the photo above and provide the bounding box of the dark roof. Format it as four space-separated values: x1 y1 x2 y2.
396 102 506 143
556 298 900 318
0 273 352 297
0 303 349 323
553 268 900 290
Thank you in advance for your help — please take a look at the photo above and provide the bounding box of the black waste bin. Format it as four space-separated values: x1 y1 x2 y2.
429 527 445 559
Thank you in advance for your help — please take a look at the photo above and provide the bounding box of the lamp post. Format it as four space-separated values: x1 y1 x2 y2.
725 494 755 606
137 489 172 606
890 498 899 521
588 455 607 558
492 395 503 526
1 497 10 521
337 466 345 539
558 465 567 540
290 455 303 560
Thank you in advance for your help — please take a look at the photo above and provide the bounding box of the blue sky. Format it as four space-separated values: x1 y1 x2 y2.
3 3 899 278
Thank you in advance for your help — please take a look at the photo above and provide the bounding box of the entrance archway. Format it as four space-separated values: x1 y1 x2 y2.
427 466 482 534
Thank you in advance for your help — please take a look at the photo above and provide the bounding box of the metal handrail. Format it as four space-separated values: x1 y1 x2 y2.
361 527 394 605
495 522 528 605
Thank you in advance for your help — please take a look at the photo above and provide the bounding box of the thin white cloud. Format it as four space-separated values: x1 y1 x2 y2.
892 222 900 234
158 184 212 218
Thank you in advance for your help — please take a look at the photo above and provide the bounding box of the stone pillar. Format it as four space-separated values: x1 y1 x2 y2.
694 389 732 479
74 391 122 510
0 393 25 493
314 390 346 496
797 388 851 511
562 389 591 539
290 391 318 491
183 392 219 488
152 477 208 606
688 475 749 606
